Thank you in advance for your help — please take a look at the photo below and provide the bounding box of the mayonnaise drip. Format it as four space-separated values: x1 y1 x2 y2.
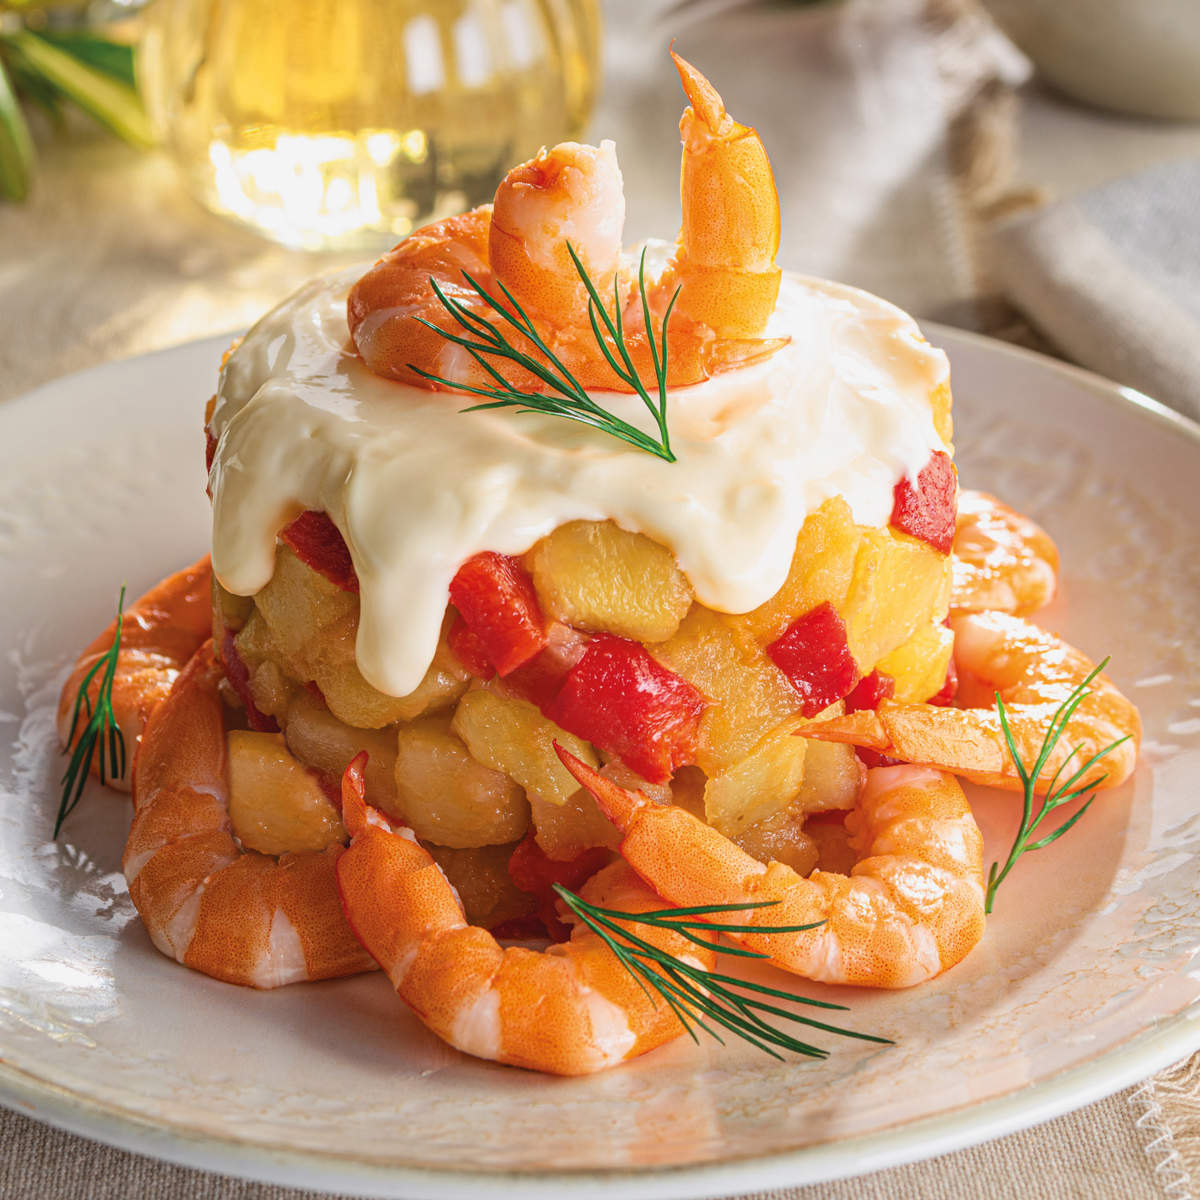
208 267 949 697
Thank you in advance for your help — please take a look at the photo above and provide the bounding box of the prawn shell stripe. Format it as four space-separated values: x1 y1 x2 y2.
125 643 374 988
335 762 716 1075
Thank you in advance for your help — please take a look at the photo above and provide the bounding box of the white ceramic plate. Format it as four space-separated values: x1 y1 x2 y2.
1 327 1199 1198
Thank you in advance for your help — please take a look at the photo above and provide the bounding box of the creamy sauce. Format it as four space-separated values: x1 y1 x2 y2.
209 267 949 697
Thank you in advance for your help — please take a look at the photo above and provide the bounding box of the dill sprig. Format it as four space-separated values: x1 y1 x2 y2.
985 658 1130 913
555 886 889 1060
409 245 679 462
57 586 127 837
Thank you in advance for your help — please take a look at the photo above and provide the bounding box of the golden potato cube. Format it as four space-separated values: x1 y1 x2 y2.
393 716 529 848
531 760 667 861
876 619 955 703
791 736 863 813
254 546 357 664
650 605 802 773
212 574 253 636
305 613 470 730
227 730 345 855
528 519 693 642
426 842 535 928
732 498 860 645
246 658 298 721
452 686 597 809
842 528 951 671
283 689 399 817
530 787 621 861
703 728 808 838
734 807 819 875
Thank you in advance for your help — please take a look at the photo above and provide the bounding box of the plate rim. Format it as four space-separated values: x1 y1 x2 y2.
3 324 1199 1197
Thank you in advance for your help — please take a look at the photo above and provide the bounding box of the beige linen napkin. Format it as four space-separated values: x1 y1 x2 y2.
988 158 1200 420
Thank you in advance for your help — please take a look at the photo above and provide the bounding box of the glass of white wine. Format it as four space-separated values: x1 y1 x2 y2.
139 0 601 251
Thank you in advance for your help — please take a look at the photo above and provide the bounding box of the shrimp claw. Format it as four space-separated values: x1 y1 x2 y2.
559 751 985 989
336 757 717 1075
126 642 375 987
801 611 1141 793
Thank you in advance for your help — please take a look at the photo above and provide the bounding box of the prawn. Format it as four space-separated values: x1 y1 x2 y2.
57 556 214 792
126 642 375 987
335 758 718 1075
347 52 785 393
559 755 985 989
951 491 1059 616
800 611 1141 794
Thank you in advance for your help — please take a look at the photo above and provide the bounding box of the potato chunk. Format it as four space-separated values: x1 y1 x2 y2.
703 729 808 838
731 498 860 645
393 717 529 848
283 690 399 817
842 528 951 671
650 606 802 773
425 842 535 928
734 807 819 875
227 730 345 855
253 546 356 664
876 619 955 703
452 686 597 808
528 520 693 642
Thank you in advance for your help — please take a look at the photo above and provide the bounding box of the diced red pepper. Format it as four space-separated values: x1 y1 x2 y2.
218 628 280 733
448 552 547 677
890 450 957 553
845 669 896 713
205 429 218 473
280 511 359 593
500 623 588 710
857 747 905 770
507 834 612 941
546 634 706 783
447 615 496 679
766 602 860 718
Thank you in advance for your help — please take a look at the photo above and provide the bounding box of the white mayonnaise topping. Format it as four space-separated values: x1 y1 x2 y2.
209 267 949 697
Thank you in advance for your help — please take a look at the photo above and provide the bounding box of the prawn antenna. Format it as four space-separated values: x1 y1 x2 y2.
554 886 891 1060
57 586 127 837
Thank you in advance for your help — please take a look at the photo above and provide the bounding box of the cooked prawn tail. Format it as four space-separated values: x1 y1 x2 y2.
666 50 782 339
800 612 1140 794
125 642 375 988
336 753 716 1074
560 750 986 989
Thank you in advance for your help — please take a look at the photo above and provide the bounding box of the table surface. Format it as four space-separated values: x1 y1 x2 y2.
3 0 1200 1196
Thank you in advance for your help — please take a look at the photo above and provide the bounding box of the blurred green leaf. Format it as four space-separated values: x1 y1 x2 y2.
0 56 34 201
6 30 151 148
6 53 66 127
35 31 136 88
